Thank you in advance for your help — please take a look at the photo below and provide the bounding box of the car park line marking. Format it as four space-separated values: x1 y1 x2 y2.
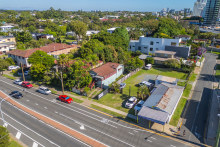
59 113 135 147
133 130 138 133
0 95 105 147
15 131 21 139
128 132 134 135
32 142 38 147
147 140 152 142
170 145 176 147
1 112 59 147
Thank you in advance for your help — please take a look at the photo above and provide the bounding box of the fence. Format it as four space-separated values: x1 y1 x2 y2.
96 88 108 100
117 68 140 84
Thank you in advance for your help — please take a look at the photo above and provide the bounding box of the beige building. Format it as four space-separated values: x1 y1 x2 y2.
8 43 80 67
153 50 176 64
0 36 16 53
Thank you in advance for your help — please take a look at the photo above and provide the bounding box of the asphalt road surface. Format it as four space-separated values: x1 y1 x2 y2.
183 53 216 144
0 77 189 147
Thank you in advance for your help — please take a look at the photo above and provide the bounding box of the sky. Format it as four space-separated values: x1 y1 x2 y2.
0 0 195 12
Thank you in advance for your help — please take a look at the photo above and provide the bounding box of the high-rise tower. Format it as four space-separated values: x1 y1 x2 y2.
193 0 207 16
204 0 220 26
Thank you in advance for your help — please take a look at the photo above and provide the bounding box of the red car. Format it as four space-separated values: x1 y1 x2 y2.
21 81 33 88
59 95 73 104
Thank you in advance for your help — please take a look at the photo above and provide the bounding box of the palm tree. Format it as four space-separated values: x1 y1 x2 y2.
138 85 150 100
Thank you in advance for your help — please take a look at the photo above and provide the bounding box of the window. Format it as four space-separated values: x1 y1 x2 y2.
138 46 141 50
150 48 153 51
156 42 159 44
156 48 159 50
22 57 24 59
130 45 131 49
150 41 154 45
144 46 147 49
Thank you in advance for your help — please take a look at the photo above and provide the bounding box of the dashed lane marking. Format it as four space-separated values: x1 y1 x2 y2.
147 140 152 142
150 137 156 140
44 107 47 109
35 103 38 106
128 132 134 135
15 131 21 139
26 100 29 102
170 145 176 147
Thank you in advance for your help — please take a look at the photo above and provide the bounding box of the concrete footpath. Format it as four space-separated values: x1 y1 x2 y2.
0 90 107 147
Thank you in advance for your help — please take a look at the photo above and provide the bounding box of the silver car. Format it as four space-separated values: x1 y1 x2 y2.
13 79 23 85
37 87 51 95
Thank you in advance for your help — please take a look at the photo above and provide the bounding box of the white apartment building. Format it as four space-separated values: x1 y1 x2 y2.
0 25 14 32
129 36 182 54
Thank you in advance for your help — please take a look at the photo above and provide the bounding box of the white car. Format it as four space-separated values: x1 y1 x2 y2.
37 87 51 95
125 97 137 109
134 100 145 113
8 66 20 71
138 81 153 88
144 64 152 70
13 79 23 85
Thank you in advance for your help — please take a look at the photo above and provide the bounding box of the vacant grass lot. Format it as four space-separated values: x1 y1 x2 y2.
169 98 187 126
97 68 188 114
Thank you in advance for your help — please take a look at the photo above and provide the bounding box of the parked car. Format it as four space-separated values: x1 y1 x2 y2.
134 100 145 113
58 95 73 104
144 64 152 70
13 79 23 85
125 97 137 109
138 81 153 88
21 81 33 88
37 87 51 95
120 83 126 89
8 65 20 71
9 91 23 99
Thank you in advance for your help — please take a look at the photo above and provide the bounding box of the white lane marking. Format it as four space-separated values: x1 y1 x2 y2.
170 145 176 147
1 112 58 147
0 93 105 147
59 113 135 147
15 132 21 139
150 137 156 140
80 125 85 130
55 111 58 113
3 122 8 127
32 142 38 147
133 130 138 133
35 103 38 106
128 132 134 135
44 107 47 109
26 100 29 102
147 140 152 142
0 79 149 132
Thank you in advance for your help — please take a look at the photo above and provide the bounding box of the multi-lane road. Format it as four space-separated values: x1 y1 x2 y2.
0 77 188 147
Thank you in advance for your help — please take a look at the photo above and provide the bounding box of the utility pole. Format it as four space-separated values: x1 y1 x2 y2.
20 63 25 81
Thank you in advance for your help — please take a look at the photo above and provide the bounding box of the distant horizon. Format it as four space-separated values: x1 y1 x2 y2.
0 0 194 12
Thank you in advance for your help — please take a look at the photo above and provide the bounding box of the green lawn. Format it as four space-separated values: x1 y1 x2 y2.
91 104 126 118
216 64 220 79
96 68 187 114
72 98 84 103
60 36 76 43
169 98 187 126
143 67 188 80
182 83 192 98
177 81 187 87
189 73 197 82
9 141 22 147
2 74 16 80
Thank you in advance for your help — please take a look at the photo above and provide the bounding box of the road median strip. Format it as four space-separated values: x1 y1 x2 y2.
0 90 107 147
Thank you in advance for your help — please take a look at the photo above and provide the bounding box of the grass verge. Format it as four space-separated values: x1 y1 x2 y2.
169 98 187 126
72 98 83 103
90 104 126 118
182 83 192 98
9 137 22 147
2 74 16 80
189 73 197 82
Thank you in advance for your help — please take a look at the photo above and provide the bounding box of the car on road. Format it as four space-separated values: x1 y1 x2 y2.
37 87 51 95
134 100 145 113
13 79 23 85
58 95 73 104
119 83 126 89
125 97 137 109
8 65 20 71
21 81 33 88
9 91 23 99
144 64 152 70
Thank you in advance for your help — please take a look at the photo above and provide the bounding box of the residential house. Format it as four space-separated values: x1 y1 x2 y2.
175 35 191 42
155 75 178 86
0 36 16 53
153 50 176 64
165 45 191 59
129 36 182 54
90 62 124 89
138 83 184 125
31 33 54 40
107 27 130 34
8 43 80 67
0 25 14 32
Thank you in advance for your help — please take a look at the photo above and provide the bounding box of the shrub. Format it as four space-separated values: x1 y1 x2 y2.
164 59 181 69
145 57 154 65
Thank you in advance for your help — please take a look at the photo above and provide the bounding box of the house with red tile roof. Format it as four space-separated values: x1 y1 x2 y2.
90 62 124 89
8 43 80 67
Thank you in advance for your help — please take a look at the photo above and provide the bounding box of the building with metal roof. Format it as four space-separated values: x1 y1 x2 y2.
138 83 184 125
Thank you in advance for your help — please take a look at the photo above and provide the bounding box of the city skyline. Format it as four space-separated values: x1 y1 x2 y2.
0 0 194 11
